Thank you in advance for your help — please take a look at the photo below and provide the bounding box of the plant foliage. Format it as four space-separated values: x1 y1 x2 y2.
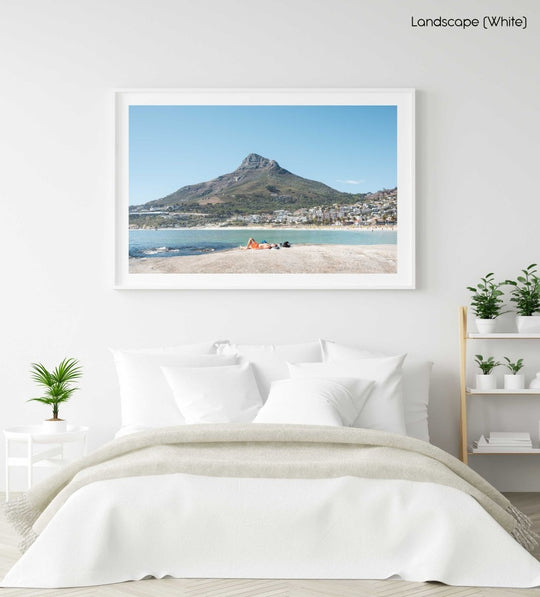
28 357 82 420
467 273 505 320
504 264 540 317
474 354 501 375
503 357 524 375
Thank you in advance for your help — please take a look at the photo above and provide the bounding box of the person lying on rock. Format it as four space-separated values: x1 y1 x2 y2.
244 237 278 250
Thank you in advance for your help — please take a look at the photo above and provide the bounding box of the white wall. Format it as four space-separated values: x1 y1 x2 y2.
1 0 539 491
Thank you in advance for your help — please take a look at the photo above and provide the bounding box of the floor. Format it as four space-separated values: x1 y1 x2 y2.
1 493 540 596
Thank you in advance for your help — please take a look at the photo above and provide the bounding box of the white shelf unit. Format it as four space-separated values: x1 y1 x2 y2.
459 307 540 464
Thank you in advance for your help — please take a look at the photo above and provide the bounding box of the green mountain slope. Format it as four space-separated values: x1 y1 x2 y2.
131 153 363 213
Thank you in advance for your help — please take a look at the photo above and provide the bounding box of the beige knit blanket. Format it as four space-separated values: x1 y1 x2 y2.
6 424 537 553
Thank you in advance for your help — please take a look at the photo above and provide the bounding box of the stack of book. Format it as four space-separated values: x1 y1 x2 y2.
473 432 535 453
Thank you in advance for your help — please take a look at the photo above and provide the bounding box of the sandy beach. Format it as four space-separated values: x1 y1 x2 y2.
129 244 397 275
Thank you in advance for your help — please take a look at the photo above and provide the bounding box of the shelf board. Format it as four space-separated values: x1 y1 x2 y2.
467 333 540 339
467 388 540 395
469 449 540 455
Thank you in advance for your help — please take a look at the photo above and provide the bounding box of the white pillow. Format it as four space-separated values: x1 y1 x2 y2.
254 377 374 427
216 341 322 399
111 348 237 429
288 354 407 435
162 360 263 424
320 339 433 442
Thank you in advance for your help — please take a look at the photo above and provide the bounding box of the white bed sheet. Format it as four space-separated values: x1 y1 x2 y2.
3 474 540 588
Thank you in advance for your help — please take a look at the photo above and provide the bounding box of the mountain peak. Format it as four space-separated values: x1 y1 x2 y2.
238 153 279 170
137 151 354 214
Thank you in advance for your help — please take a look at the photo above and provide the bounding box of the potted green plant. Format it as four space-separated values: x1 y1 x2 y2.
504 264 540 333
467 273 506 333
503 357 525 390
474 354 500 390
28 357 82 433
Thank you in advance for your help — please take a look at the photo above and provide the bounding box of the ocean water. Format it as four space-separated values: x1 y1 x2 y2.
129 228 397 258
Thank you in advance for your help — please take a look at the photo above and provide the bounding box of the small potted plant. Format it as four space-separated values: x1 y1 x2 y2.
28 357 82 433
474 354 500 390
467 273 506 333
504 264 540 333
503 357 525 390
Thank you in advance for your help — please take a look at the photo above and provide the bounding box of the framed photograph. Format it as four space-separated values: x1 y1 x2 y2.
115 88 415 289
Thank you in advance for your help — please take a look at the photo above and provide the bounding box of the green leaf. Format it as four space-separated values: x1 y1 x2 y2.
30 363 54 387
52 358 82 385
28 397 54 405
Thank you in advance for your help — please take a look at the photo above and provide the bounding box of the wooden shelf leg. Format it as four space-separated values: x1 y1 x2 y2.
4 437 9 503
27 437 33 489
459 306 469 464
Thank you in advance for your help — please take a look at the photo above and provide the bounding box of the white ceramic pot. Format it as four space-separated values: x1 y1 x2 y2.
476 374 497 391
516 315 540 334
529 372 540 389
476 318 497 334
504 374 525 391
42 419 67 433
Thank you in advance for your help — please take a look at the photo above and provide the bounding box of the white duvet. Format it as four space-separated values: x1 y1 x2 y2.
3 473 540 588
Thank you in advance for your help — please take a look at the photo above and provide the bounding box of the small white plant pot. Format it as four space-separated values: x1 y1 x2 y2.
529 373 540 389
516 315 540 334
42 419 67 434
476 374 497 391
504 374 525 391
476 319 497 334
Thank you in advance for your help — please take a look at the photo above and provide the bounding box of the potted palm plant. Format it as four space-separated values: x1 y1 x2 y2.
28 357 82 433
504 264 540 333
474 354 500 390
503 357 525 390
467 273 506 333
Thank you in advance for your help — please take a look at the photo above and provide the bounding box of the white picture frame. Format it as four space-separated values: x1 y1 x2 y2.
115 88 415 289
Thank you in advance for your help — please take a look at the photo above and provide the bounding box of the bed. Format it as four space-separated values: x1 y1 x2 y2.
3 340 540 589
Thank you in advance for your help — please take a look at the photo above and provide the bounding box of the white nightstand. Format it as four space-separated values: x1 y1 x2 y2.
4 425 88 501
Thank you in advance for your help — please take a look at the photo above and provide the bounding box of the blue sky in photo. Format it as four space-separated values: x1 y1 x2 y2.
129 104 397 205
